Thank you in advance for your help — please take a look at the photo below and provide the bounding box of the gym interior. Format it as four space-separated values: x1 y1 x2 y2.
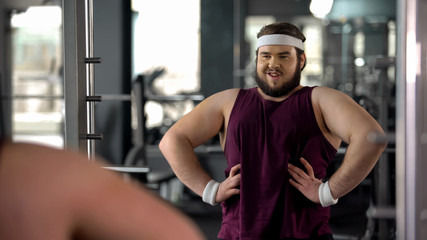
0 0 426 239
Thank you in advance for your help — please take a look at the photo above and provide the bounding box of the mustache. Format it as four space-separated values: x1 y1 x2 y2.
265 68 283 74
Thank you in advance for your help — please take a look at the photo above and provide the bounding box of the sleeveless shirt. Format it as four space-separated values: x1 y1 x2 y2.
218 87 338 240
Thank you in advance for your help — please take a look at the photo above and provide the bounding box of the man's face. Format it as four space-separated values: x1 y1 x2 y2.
255 45 303 98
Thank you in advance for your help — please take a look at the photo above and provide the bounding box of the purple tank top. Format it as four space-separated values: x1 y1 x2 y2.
218 87 337 239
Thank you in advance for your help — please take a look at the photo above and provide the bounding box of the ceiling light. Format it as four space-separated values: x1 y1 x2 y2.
310 0 334 18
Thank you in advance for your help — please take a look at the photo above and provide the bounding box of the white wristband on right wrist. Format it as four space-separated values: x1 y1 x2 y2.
318 181 338 207
202 179 220 206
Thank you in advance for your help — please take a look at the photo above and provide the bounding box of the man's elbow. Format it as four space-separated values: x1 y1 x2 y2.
159 130 189 154
367 129 388 154
159 131 173 155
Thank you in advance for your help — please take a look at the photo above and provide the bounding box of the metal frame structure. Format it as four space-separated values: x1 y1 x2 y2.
63 0 101 158
63 0 89 154
62 0 149 175
396 0 427 239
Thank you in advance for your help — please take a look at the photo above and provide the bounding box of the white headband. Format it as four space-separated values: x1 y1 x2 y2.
256 34 305 51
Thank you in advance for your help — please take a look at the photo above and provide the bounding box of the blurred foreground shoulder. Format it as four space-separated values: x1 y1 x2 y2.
0 141 206 240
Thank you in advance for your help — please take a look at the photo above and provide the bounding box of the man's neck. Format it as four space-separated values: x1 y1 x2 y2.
256 85 303 102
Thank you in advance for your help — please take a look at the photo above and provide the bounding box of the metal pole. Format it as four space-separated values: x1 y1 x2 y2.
64 0 102 158
396 0 427 239
85 0 96 160
63 0 88 153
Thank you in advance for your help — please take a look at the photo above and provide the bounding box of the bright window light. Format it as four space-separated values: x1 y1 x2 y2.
132 0 200 95
11 6 62 29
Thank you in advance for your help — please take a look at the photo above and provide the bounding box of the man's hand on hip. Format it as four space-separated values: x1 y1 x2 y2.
288 157 322 204
216 164 241 203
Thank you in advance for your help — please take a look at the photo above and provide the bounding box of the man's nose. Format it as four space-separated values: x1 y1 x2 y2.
268 57 279 68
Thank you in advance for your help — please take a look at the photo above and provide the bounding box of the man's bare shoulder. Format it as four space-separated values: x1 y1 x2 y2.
203 88 241 109
312 86 340 95
312 86 350 103
209 88 240 100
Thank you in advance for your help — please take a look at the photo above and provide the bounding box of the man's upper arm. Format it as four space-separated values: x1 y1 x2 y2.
314 87 384 144
167 89 238 148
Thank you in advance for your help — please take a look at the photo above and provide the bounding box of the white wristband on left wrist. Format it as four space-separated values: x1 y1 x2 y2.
318 181 338 207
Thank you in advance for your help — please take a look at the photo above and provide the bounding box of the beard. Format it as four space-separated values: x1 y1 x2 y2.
255 63 301 98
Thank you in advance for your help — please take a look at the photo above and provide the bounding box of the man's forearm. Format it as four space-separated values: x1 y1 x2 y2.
329 132 387 199
159 132 212 197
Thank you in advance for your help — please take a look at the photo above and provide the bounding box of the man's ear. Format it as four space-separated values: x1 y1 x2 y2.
300 52 306 70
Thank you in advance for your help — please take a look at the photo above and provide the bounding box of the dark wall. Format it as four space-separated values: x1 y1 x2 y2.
0 6 12 137
200 0 234 97
93 0 132 164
